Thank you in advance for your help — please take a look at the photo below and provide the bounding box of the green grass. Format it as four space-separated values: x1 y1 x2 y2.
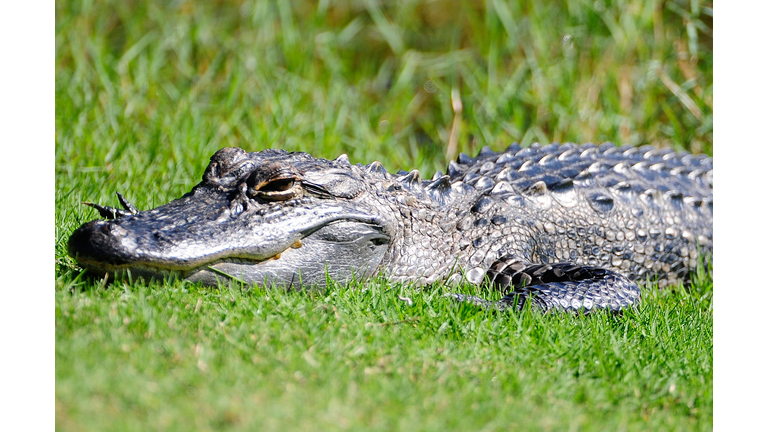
56 1 713 430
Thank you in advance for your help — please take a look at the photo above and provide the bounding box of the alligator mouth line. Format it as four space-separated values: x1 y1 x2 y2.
75 250 291 279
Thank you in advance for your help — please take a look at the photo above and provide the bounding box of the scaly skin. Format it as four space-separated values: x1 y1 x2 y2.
69 142 713 313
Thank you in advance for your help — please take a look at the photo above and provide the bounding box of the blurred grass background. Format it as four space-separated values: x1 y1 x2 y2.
55 1 713 430
56 0 712 188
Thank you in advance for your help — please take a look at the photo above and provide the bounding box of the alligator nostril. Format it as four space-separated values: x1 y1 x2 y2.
68 220 132 267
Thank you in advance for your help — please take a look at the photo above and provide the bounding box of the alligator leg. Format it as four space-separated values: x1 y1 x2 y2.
447 261 640 313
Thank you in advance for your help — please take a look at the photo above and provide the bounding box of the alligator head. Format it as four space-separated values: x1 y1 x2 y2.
68 147 398 288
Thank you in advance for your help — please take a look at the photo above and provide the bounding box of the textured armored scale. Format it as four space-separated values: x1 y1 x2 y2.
68 142 713 313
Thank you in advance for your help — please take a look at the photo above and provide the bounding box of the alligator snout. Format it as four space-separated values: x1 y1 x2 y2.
68 219 136 268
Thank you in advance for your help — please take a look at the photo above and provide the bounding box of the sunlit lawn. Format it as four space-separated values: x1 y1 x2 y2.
56 1 713 430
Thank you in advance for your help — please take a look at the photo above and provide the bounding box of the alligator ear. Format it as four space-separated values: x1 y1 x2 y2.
303 169 365 199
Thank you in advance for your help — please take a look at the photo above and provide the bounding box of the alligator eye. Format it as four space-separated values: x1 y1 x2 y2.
252 178 301 201
259 178 294 192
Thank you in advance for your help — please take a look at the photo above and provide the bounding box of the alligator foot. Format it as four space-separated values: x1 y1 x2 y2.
447 261 640 314
83 192 140 220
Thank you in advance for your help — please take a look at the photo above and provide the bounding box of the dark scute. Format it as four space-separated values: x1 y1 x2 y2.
550 178 574 194
491 215 508 225
588 193 614 212
478 161 496 173
522 181 548 196
511 178 536 191
539 174 564 189
495 153 513 165
398 170 421 185
457 153 475 164
555 166 582 179
517 163 545 176
472 196 495 213
425 175 452 194
478 146 497 157
515 147 534 158
365 161 389 175
447 161 463 177
665 190 684 209
463 172 479 183
505 143 522 154
474 176 495 191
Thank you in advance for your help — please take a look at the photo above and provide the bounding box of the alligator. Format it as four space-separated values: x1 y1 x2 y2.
68 142 713 313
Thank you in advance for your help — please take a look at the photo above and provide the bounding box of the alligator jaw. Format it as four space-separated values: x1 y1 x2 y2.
68 201 391 288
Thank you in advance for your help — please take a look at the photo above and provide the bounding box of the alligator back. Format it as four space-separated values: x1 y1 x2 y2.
428 142 713 288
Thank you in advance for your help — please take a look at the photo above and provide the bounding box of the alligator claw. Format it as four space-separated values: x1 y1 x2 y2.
82 192 140 220
82 202 133 220
116 192 140 215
